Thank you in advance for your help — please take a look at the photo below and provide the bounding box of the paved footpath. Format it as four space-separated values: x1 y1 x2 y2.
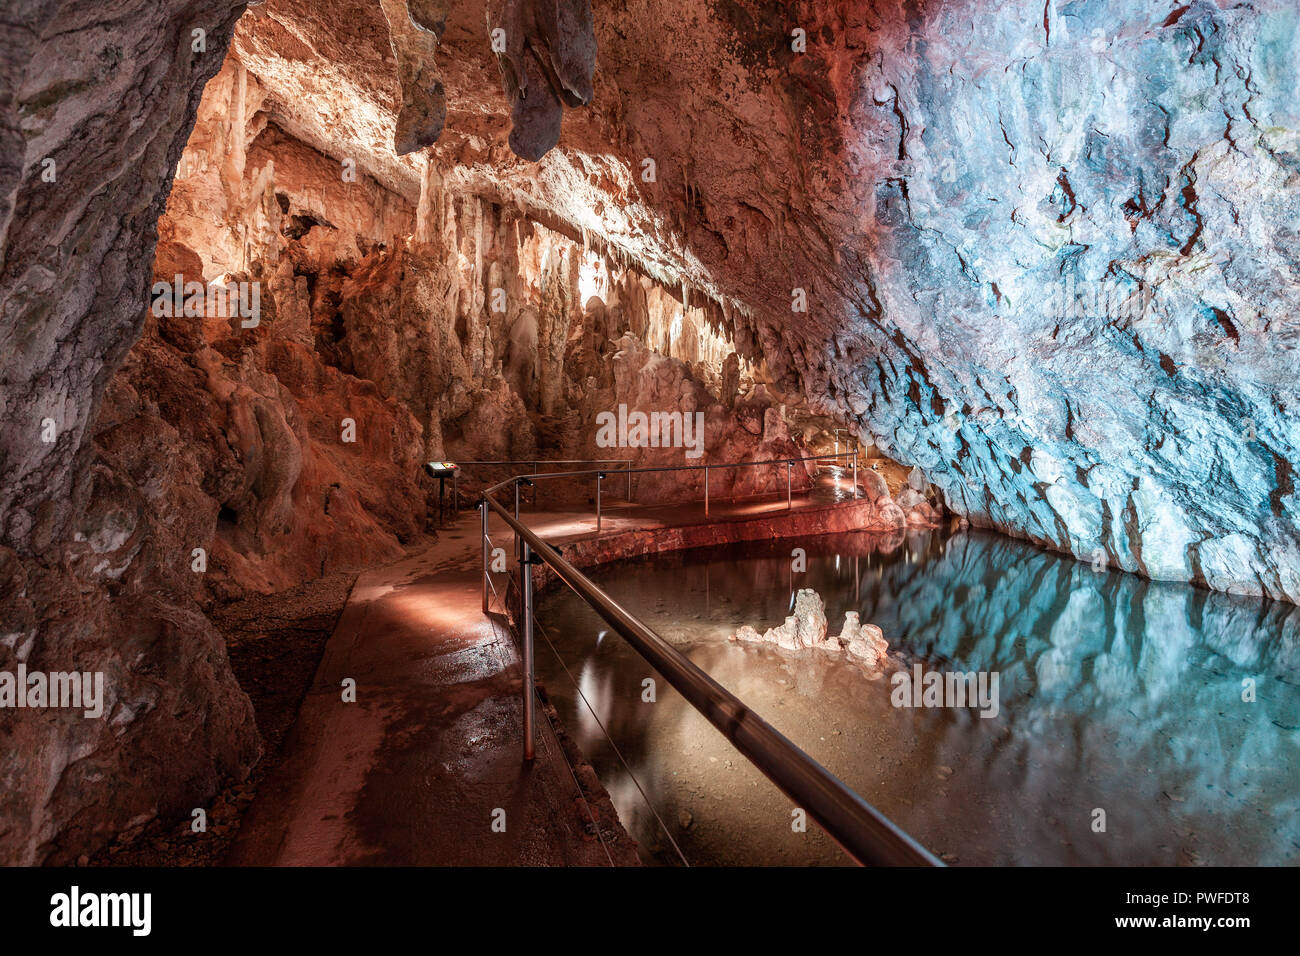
228 482 853 865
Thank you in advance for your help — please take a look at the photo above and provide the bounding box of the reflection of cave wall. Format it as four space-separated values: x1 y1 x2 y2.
543 531 1300 864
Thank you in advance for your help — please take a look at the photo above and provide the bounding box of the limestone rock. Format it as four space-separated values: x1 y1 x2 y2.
764 616 801 652
791 588 828 648
379 0 447 154
846 622 890 670
896 487 927 511
859 469 890 504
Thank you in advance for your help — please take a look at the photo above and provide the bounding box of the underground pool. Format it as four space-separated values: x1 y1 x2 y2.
535 530 1300 866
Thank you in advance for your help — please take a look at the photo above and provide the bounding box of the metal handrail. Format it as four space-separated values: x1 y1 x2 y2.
478 448 940 867
455 458 636 465
481 450 857 490
484 449 860 523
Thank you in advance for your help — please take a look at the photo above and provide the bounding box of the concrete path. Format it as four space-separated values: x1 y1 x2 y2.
229 475 863 866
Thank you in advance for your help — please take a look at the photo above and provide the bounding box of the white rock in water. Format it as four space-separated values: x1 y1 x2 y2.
830 610 861 650
733 595 887 669
764 615 801 650
792 588 827 647
846 623 889 669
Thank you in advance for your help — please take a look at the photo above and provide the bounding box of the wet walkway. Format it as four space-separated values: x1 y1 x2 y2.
229 471 867 866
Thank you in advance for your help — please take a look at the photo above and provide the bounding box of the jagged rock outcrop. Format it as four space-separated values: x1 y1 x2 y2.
733 590 890 669
0 0 257 865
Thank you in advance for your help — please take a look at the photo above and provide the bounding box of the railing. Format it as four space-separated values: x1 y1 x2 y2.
477 450 941 867
447 457 634 512
454 449 861 522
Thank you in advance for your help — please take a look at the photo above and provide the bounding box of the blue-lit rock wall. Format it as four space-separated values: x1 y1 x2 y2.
720 0 1300 602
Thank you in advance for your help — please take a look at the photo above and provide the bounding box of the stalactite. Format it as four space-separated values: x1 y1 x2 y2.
220 60 249 222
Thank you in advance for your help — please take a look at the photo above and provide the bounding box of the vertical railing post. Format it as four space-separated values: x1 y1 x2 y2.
480 499 490 614
787 460 793 510
513 479 522 575
452 470 458 516
596 472 604 533
853 446 859 500
520 538 536 762
704 465 710 517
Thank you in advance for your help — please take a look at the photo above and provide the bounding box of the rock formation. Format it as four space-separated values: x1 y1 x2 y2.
3 0 1298 862
733 589 890 670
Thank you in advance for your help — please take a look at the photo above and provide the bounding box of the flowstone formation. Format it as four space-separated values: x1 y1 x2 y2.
732 589 890 670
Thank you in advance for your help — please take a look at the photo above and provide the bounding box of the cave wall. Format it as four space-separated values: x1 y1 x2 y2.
0 5 809 861
812 0 1300 601
0 0 259 865
440 0 1298 602
237 0 1289 600
6 0 1296 863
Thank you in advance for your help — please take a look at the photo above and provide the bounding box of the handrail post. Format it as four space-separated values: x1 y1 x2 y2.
480 499 490 613
477 461 943 865
596 472 604 533
520 539 536 761
513 479 522 576
853 446 859 499
704 465 709 517
452 470 458 516
787 460 793 510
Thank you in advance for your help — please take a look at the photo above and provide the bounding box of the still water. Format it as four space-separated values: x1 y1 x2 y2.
534 530 1300 866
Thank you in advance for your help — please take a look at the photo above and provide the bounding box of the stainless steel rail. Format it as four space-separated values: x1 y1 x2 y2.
456 458 636 512
478 448 940 866
489 449 859 524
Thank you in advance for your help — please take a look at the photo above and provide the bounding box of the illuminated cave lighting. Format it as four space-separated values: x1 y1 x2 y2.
579 249 606 304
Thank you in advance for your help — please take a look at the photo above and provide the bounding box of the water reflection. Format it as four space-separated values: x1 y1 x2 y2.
535 530 1300 866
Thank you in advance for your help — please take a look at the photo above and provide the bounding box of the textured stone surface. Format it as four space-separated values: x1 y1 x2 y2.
380 0 447 155
212 0 1300 601
0 0 259 865
4 0 1299 864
